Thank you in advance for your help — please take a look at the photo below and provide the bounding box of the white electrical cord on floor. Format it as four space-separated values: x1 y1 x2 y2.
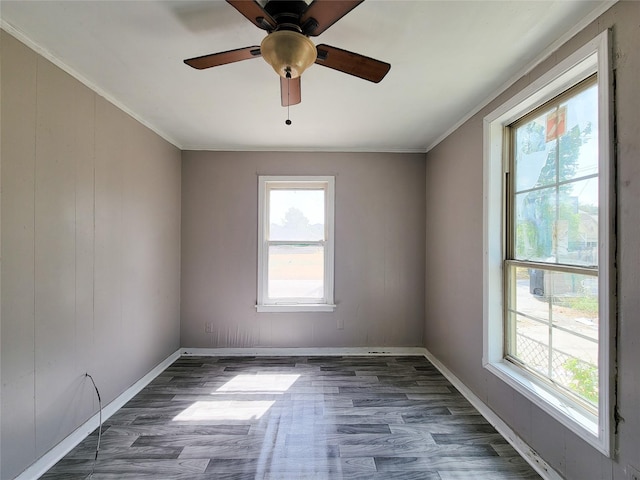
85 373 103 479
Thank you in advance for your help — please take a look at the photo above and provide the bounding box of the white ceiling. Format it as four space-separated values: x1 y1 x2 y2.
1 0 612 152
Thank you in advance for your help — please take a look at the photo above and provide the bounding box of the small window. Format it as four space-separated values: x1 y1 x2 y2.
257 176 335 312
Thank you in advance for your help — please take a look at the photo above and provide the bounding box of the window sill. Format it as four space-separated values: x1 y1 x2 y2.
484 359 607 455
256 304 336 313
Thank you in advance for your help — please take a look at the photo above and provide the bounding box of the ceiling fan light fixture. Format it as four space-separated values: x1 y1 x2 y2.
260 30 317 78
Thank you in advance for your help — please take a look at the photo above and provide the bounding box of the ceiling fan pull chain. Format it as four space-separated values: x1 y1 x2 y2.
285 68 292 126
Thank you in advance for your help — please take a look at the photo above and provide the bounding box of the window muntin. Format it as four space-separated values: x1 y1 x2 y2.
505 76 600 411
257 176 335 311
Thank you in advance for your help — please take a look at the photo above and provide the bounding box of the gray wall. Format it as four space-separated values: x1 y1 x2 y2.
181 151 426 348
424 2 640 479
1 32 182 480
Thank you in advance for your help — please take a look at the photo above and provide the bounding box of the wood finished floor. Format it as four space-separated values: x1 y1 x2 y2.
41 356 542 479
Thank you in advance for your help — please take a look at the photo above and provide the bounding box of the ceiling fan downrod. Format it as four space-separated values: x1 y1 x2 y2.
285 68 292 125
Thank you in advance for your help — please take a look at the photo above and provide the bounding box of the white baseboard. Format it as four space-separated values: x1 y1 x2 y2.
180 346 429 357
20 349 182 480
422 349 563 480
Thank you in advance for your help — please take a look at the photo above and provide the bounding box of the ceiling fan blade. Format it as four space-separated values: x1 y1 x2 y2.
301 0 364 36
184 46 261 70
281 76 301 106
226 0 276 30
315 44 390 83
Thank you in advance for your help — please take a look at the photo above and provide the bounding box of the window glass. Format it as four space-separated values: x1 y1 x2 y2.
512 81 599 266
557 178 598 266
514 108 558 191
267 245 324 299
269 189 325 241
514 188 558 263
558 86 599 182
507 266 599 407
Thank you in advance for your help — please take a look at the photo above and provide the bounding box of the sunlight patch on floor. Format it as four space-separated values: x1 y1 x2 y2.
173 400 276 421
215 374 300 394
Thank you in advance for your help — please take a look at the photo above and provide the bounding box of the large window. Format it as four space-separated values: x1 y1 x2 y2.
483 31 613 454
506 76 599 406
257 176 335 312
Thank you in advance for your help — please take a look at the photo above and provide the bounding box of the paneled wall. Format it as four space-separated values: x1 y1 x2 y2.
424 2 640 478
181 151 426 348
1 32 182 480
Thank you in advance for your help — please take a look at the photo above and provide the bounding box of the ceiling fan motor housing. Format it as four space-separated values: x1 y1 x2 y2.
260 30 317 79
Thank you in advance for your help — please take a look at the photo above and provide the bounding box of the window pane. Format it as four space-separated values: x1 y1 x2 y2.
513 314 550 378
514 108 557 191
268 245 324 299
558 84 598 182
551 277 598 343
269 189 325 241
514 188 557 262
508 266 550 322
552 329 599 406
557 178 598 266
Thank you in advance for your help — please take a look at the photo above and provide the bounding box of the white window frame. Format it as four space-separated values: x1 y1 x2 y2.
483 30 614 455
256 175 336 313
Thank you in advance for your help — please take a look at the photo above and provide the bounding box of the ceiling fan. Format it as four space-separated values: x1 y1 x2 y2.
183 0 391 108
